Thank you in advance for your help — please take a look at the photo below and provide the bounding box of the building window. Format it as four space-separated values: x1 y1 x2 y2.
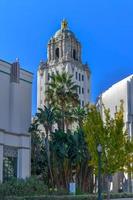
3 146 17 182
79 86 81 94
82 88 84 94
82 75 84 81
48 73 50 81
76 72 78 80
79 73 81 81
88 89 90 93
55 48 59 58
73 49 76 60
3 157 17 181
82 101 84 107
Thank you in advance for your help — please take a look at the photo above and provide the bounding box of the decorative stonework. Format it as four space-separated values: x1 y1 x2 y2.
37 20 91 109
3 146 18 158
11 61 20 83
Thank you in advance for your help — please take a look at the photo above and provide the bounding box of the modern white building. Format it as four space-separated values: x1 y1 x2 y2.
97 75 133 138
97 74 133 192
0 59 33 182
37 20 90 109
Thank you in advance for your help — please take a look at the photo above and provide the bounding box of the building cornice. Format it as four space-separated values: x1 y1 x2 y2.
0 143 30 150
0 128 30 137
0 68 32 84
0 59 33 75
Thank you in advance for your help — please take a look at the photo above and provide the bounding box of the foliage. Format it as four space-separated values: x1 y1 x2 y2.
83 102 133 174
50 129 91 190
29 72 92 192
46 71 79 131
0 176 48 198
83 102 133 199
29 120 46 176
4 193 133 200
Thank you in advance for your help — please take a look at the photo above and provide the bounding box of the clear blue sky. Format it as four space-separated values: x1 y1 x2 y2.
0 0 133 115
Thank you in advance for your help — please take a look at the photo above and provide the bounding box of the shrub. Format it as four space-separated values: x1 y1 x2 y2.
0 176 48 198
4 193 133 200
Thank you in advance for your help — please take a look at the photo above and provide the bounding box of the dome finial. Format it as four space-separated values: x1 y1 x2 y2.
61 19 68 30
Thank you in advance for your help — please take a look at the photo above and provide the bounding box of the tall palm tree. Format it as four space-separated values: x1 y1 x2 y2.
73 106 86 129
36 105 55 186
29 119 41 175
46 71 79 131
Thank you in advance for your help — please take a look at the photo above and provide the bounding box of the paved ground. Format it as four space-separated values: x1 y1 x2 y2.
111 199 133 200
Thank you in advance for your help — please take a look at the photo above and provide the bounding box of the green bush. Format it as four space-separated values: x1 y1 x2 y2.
5 195 96 200
4 193 133 200
0 176 48 198
1 177 133 200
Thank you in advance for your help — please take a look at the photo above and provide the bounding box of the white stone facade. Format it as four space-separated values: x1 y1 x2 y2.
97 74 133 192
97 75 133 138
37 20 90 109
0 59 33 182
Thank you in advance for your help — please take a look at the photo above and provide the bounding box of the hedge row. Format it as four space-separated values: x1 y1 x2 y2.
0 177 48 197
4 193 133 200
1 177 133 200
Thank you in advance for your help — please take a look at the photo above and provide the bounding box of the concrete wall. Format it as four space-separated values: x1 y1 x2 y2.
97 75 133 192
0 59 33 182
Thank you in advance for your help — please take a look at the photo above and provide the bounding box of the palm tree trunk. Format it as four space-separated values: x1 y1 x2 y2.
45 131 54 187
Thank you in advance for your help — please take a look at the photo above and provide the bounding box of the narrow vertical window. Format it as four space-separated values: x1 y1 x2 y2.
48 73 50 81
76 72 78 80
79 73 81 81
73 49 76 60
55 48 59 58
82 75 84 81
79 86 81 94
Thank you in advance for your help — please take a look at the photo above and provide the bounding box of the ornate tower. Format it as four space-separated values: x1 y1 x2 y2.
47 20 81 64
37 20 90 108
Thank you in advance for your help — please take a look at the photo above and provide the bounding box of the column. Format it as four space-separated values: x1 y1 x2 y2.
18 148 31 179
0 145 3 182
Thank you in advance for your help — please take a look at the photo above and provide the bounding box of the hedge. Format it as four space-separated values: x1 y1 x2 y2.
1 177 133 200
4 193 133 200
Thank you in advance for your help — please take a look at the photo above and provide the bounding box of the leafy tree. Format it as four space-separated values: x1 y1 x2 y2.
50 129 91 192
46 71 79 131
83 102 133 199
29 73 93 192
73 106 87 129
29 119 46 176
36 105 55 187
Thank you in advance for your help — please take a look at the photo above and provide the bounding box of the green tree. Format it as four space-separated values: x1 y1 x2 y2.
50 129 91 192
83 102 133 199
36 105 55 187
46 71 79 131
29 119 47 177
73 106 86 129
29 73 93 192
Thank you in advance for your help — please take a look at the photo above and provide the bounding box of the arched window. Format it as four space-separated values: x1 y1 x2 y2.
73 49 76 60
55 48 59 58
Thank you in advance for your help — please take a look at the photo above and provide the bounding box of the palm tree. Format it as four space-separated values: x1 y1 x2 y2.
29 119 41 175
36 105 55 187
73 106 86 129
46 71 79 131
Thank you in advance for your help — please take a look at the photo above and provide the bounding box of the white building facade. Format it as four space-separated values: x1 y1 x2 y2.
37 20 90 109
0 59 33 182
97 74 133 192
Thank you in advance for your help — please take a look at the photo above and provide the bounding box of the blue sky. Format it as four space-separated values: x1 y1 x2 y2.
0 0 133 115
